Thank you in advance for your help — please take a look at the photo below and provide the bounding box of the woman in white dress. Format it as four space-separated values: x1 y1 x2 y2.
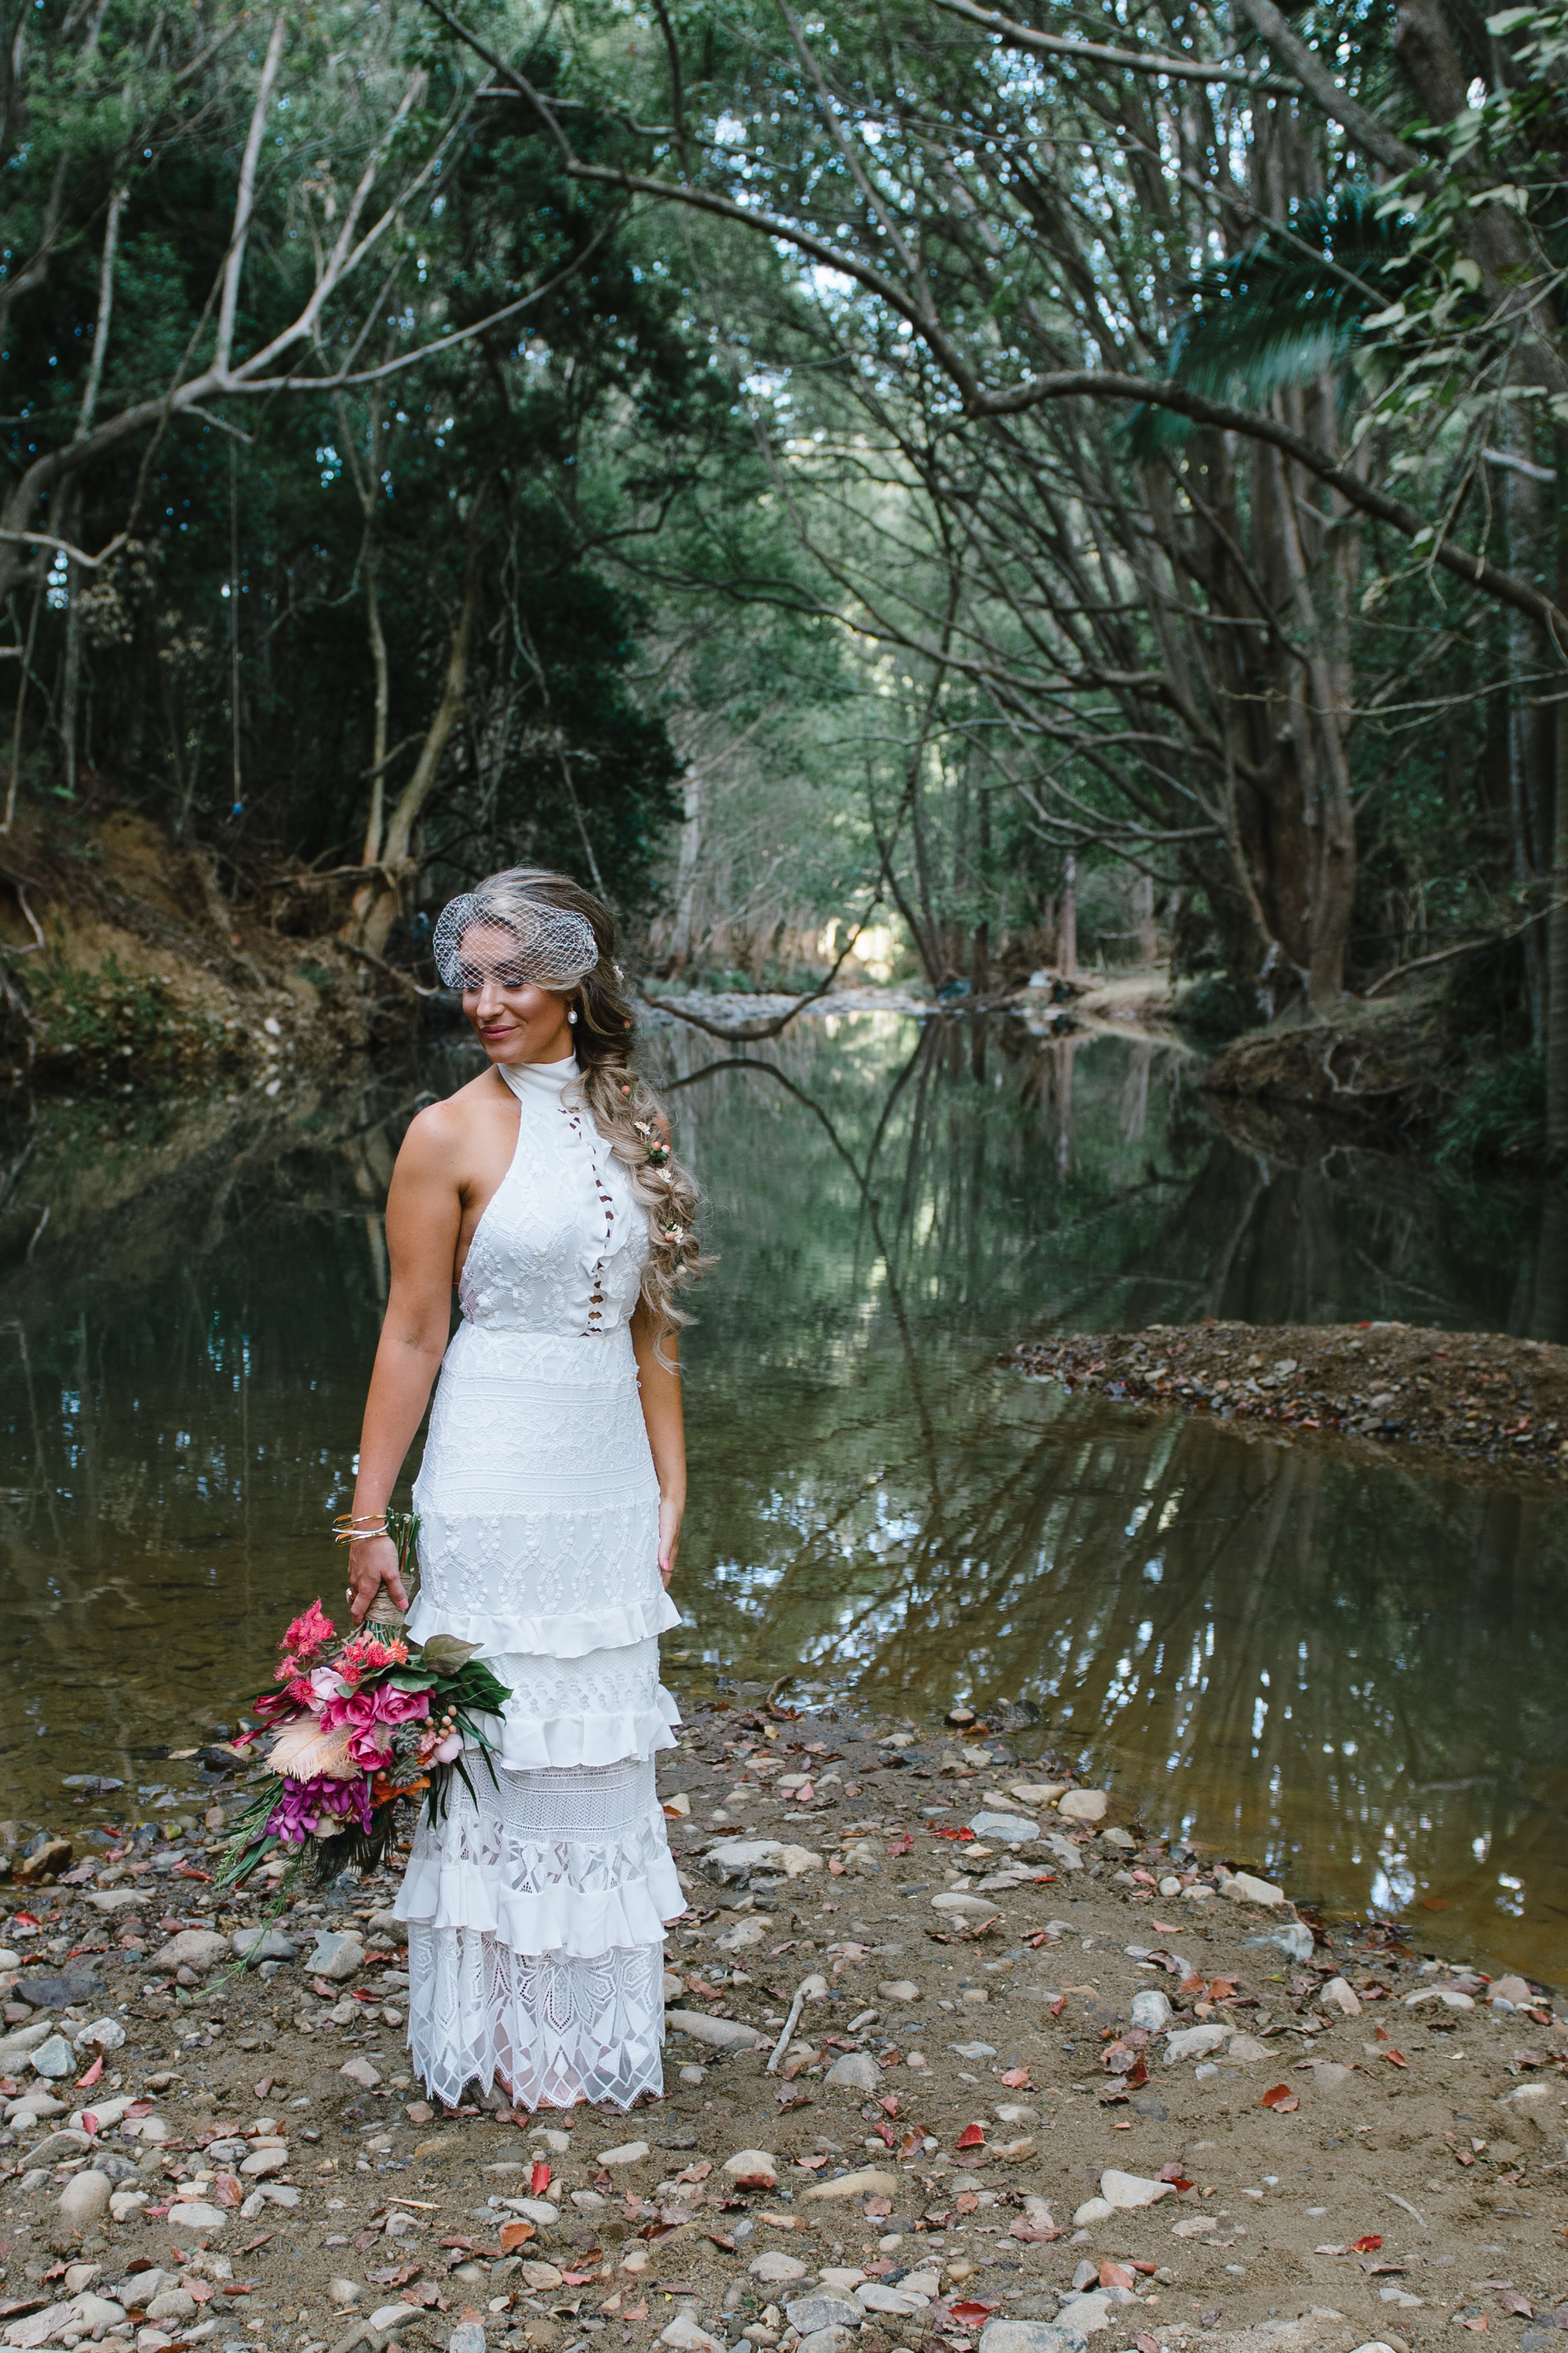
341 867 702 2111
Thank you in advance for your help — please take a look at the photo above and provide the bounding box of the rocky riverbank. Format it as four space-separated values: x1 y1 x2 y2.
1008 1322 1568 1483
0 1697 1564 2353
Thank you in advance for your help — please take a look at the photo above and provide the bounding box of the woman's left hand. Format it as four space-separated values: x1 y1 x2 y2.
658 1493 683 1590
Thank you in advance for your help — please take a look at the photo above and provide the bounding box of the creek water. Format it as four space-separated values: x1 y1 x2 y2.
1 1010 1565 1982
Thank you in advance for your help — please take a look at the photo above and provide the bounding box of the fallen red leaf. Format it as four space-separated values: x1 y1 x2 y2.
1158 2165 1193 2190
1352 2236 1383 2254
877 2094 901 2117
1500 2292 1534 2319
1100 2262 1136 2291
1049 1995 1067 2018
500 2223 535 2253
1260 2084 1299 2111
886 1834 913 1857
1000 2068 1031 2089
1383 2048 1407 2068
955 2122 986 2148
531 2160 551 2196
947 2302 998 2324
74 2056 103 2091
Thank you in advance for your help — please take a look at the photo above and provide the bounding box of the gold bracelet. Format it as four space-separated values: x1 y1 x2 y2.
333 1512 390 1544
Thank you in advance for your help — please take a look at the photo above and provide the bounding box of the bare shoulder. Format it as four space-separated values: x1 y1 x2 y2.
398 1070 497 1174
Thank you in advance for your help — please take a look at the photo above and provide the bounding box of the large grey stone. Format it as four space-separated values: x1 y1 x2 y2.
233 1926 298 1964
308 1931 366 1982
1041 1833 1084 1873
28 2035 76 2079
57 2171 112 2232
748 2252 808 2285
0 2018 60 2071
1164 2023 1228 2064
786 2298 864 2335
665 2009 767 2051
855 2284 929 2317
1056 1790 1107 1824
1051 2295 1113 2337
165 2200 230 2245
797 2331 856 2353
823 2052 880 2091
147 1928 230 1975
978 2326 1081 2353
71 2017 126 2054
967 1812 1039 1845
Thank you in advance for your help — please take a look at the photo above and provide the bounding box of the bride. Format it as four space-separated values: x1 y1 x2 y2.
341 866 702 2111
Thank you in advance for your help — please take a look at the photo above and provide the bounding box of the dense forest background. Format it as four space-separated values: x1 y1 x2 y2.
2 0 1568 1146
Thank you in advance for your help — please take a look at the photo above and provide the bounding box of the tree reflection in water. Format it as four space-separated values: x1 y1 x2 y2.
0 1011 1564 1976
658 1014 1568 1979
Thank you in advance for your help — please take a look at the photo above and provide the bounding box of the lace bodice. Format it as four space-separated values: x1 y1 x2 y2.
458 1058 648 1339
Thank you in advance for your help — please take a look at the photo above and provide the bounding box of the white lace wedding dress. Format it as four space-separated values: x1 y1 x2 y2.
393 1055 684 2109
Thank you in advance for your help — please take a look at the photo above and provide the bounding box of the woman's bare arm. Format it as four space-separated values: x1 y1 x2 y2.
345 1106 466 1623
631 1298 686 1590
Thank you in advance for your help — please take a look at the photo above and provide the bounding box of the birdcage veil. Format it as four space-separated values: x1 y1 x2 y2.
432 889 600 992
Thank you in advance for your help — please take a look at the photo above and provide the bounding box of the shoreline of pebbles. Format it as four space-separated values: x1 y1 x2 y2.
1008 1322 1568 1481
0 1695 1563 2353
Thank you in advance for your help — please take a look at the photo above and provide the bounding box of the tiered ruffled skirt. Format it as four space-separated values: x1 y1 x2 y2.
394 1323 684 2109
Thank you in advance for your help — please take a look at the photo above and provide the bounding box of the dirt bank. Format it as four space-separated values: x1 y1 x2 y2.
0 807 417 1091
1 1690 1565 2353
1197 996 1453 1152
1008 1322 1568 1484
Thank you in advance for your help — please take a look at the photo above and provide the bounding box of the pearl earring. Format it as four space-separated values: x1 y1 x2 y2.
568 1008 578 1025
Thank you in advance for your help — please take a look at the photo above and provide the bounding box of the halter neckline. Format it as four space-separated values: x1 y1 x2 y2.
497 1055 579 1100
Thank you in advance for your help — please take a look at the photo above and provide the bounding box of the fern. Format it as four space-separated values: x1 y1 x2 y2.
1127 189 1416 456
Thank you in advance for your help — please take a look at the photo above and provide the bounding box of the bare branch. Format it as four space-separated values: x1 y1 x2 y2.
216 12 288 377
930 0 1295 91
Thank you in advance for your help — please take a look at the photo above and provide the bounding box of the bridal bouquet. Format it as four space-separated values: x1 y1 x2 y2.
218 1529 510 1892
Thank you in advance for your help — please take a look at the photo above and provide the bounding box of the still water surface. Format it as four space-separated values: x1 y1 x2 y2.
1 1012 1564 1980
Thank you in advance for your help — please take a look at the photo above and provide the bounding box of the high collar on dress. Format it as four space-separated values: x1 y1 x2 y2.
496 1054 579 1104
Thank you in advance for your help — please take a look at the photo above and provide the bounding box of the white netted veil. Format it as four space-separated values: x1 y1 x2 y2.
433 891 599 992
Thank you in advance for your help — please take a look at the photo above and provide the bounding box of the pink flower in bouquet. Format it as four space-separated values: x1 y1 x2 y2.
320 1685 429 1735
268 1717 361 1782
346 1720 399 1767
279 1598 335 1664
306 1665 349 1707
339 1633 410 1674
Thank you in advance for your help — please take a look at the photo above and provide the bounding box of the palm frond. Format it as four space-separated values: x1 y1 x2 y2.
1126 189 1416 456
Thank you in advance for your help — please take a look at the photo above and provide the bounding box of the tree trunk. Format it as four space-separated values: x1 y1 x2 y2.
344 482 490 959
1059 853 1078 979
1549 420 1568 1161
1131 870 1157 963
667 766 703 972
